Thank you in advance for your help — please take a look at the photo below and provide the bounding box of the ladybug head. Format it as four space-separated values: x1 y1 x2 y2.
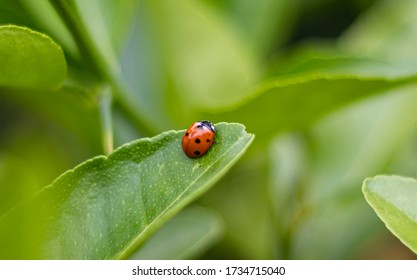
198 120 216 133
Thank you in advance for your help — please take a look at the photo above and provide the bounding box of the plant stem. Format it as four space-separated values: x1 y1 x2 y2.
48 0 101 77
48 0 156 136
98 85 114 154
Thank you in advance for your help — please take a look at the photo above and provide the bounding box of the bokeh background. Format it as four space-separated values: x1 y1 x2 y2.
1 0 417 259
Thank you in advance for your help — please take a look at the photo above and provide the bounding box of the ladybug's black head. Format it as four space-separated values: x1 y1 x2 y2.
198 120 216 133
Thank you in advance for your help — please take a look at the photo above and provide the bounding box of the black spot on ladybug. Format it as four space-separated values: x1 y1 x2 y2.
206 139 210 142
185 132 189 136
197 125 203 129
195 138 201 144
194 151 201 156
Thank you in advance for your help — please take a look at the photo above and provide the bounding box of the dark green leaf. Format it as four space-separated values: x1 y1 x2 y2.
0 123 253 259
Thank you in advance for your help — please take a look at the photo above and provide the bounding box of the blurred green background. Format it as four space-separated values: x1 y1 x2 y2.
1 0 417 259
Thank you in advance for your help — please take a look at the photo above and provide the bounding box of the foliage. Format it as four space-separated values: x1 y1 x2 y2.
0 25 66 88
0 123 252 259
363 176 417 254
1 0 417 259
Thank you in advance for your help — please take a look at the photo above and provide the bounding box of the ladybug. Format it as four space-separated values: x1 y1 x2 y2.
182 120 216 158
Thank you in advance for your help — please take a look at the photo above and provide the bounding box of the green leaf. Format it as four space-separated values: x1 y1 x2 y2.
48 0 155 135
362 175 417 254
0 123 253 259
205 56 417 140
0 25 67 89
129 206 223 260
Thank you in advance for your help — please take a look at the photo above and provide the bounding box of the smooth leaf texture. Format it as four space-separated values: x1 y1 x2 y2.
0 123 253 259
130 206 223 260
205 56 417 140
362 175 417 254
0 25 66 89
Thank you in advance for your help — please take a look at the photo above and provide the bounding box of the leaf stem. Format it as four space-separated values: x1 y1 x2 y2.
48 0 101 77
48 0 156 136
98 85 114 154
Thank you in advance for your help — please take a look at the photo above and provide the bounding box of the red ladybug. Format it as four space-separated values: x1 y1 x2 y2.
182 121 216 158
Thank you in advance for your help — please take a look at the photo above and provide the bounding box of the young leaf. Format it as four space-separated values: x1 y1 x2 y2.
362 175 417 254
0 25 66 89
0 123 253 259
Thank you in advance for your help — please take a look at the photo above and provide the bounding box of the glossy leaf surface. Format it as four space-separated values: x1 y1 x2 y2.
0 123 253 259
